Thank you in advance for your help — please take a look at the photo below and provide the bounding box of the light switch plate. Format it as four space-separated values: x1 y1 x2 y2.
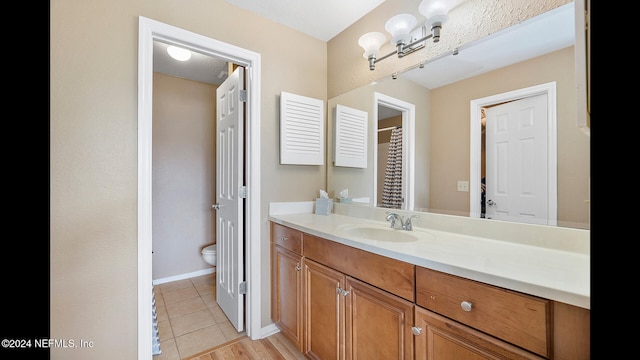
457 180 469 192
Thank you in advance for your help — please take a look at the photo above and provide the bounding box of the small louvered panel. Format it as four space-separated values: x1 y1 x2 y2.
280 91 324 165
333 104 368 168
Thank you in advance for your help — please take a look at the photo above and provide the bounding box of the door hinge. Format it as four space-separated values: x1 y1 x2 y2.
239 281 247 295
584 9 589 32
239 89 247 102
240 185 247 198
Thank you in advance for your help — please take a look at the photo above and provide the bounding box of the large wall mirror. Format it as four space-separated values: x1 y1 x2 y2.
327 1 590 230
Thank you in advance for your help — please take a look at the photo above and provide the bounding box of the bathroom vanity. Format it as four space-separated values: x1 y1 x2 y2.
269 204 589 360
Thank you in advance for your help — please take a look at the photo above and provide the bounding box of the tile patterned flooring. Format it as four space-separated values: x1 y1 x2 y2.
153 273 246 360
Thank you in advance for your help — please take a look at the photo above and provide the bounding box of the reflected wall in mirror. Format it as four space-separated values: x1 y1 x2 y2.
327 2 590 229
328 77 430 211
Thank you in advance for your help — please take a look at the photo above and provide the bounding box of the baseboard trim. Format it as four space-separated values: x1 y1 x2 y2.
256 323 280 339
152 267 215 285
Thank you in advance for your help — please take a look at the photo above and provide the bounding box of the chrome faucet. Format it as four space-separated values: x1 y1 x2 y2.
385 213 419 231
385 212 402 229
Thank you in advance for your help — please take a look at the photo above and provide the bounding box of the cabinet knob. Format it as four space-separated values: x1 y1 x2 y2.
281 237 288 241
411 327 422 336
460 301 473 312
336 288 350 296
295 265 301 271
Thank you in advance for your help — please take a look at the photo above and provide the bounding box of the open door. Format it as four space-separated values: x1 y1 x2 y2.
215 66 245 331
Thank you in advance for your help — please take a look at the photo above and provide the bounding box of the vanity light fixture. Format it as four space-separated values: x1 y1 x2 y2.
358 0 466 70
167 45 192 61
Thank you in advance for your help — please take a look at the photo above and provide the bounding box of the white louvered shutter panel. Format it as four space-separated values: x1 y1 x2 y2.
280 92 324 165
333 104 368 168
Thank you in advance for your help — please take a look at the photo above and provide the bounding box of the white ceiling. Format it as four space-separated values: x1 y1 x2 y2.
153 1 574 91
224 0 386 42
153 41 230 86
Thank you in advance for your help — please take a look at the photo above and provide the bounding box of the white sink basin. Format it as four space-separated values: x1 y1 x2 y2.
338 224 432 242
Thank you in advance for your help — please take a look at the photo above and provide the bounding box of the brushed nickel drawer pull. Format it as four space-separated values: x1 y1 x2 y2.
281 237 288 241
461 301 473 312
295 265 301 271
411 327 422 336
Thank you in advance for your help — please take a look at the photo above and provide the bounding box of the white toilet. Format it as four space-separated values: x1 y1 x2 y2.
201 244 217 266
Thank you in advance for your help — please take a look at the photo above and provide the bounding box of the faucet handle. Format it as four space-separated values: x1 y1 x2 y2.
403 215 419 231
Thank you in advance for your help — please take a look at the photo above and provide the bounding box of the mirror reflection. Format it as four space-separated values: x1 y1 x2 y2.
327 2 590 229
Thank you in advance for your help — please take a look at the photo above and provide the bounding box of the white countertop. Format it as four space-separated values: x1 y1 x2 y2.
268 211 590 310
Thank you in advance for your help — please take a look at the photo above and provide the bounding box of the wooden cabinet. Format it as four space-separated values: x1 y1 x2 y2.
346 276 414 360
303 258 414 360
270 222 590 360
302 258 345 360
414 306 544 360
415 266 590 360
302 231 415 359
271 223 304 351
303 232 415 302
415 266 551 358
270 224 415 359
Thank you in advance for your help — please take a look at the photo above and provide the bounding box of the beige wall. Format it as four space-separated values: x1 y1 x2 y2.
327 0 571 98
152 73 217 280
50 0 326 358
429 46 590 228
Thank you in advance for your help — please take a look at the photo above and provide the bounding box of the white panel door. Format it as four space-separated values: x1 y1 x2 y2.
485 93 548 225
215 66 244 331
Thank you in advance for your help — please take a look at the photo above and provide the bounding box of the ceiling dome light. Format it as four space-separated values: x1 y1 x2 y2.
167 45 192 61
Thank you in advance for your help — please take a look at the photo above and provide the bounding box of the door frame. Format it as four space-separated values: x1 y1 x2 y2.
469 82 557 224
373 92 415 210
138 17 262 359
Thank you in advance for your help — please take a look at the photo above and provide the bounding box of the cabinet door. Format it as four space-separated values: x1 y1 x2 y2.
303 258 346 360
346 276 414 360
272 245 303 350
414 306 544 360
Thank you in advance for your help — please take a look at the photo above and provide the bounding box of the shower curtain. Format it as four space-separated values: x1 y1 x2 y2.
382 127 403 209
152 287 161 355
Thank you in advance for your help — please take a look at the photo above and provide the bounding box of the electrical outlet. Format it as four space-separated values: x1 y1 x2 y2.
457 181 469 192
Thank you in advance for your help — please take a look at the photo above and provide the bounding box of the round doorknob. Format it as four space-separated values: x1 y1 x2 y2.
487 200 496 206
461 301 473 312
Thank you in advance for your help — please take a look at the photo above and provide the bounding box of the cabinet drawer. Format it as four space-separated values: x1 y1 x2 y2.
271 223 303 254
303 233 414 302
415 266 552 358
